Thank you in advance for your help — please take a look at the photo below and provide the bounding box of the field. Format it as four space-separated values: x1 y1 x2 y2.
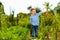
0 2 60 40
0 13 60 40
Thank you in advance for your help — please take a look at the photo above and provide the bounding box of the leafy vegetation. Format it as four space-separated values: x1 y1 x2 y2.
0 2 60 40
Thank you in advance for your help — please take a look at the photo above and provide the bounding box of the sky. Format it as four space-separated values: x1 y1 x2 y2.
0 0 60 17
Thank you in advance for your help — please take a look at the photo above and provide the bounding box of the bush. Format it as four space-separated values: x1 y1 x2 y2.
0 26 30 40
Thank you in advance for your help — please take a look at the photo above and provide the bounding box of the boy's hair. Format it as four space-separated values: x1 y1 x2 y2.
30 8 36 12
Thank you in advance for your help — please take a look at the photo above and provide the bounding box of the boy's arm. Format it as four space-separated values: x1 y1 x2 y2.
38 11 45 16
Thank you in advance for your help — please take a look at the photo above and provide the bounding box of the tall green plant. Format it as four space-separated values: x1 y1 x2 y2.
0 2 4 28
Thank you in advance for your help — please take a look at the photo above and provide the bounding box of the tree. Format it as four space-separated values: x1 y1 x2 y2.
35 7 41 13
9 10 14 26
57 2 60 7
54 2 60 14
43 2 51 40
27 6 32 10
44 2 51 20
0 2 4 28
0 2 4 14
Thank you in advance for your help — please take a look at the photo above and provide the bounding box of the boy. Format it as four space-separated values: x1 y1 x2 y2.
30 8 45 39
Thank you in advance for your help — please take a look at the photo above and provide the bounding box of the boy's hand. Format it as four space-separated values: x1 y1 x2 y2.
42 11 46 13
43 10 48 13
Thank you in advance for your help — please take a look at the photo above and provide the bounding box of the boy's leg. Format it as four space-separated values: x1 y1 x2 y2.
30 30 32 37
32 25 35 38
35 26 38 38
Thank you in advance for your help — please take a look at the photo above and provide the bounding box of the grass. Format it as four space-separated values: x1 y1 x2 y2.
0 26 60 40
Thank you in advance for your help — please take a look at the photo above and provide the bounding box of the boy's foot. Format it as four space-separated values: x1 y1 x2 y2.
31 37 39 40
31 38 39 40
31 37 36 40
36 38 39 40
31 38 36 40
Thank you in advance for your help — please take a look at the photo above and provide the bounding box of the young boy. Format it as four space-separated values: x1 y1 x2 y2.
30 8 45 39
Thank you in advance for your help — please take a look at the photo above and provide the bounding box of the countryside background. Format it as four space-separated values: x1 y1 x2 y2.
0 1 60 40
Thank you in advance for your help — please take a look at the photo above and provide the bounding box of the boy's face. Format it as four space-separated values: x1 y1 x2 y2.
31 10 36 15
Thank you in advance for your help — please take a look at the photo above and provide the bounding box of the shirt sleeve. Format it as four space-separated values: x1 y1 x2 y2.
37 12 44 16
